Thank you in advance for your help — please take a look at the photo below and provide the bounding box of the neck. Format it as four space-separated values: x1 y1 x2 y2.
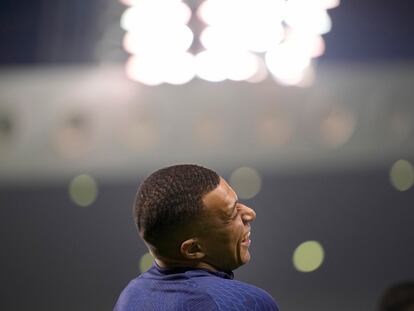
154 257 219 272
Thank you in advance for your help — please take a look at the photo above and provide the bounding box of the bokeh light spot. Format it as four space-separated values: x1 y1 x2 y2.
53 113 91 159
140 252 154 273
319 108 356 148
293 240 325 272
122 119 159 151
257 116 293 146
229 167 262 199
390 159 414 192
194 118 223 146
69 174 98 207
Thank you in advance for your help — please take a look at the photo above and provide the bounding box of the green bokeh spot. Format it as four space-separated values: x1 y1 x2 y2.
390 159 414 192
140 252 154 273
69 174 98 207
293 240 325 273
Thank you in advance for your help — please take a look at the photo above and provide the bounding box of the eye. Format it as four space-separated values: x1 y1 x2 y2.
232 205 240 219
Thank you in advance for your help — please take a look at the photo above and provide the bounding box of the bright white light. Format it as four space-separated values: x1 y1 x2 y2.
197 0 234 26
195 50 227 82
246 55 269 83
245 23 285 52
198 0 285 52
309 36 326 58
121 1 191 31
121 0 194 85
265 43 311 85
199 26 240 51
284 0 332 34
125 55 164 86
285 0 340 10
195 50 259 82
283 30 326 58
308 0 341 9
123 24 193 54
198 0 285 27
226 51 259 81
121 0 339 86
163 52 196 85
126 53 195 85
295 64 315 87
321 0 340 9
200 24 284 53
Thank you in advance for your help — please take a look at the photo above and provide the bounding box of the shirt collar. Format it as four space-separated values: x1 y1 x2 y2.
150 261 234 280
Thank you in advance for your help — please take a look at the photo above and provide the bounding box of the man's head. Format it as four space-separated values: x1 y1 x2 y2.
134 164 256 272
378 281 414 311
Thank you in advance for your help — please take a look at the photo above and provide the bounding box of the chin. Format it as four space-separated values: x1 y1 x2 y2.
234 254 250 270
241 251 251 265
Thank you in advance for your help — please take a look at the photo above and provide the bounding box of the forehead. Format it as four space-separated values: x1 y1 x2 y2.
202 177 237 214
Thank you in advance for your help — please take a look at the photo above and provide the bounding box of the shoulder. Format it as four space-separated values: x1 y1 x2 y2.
113 274 220 311
191 274 279 311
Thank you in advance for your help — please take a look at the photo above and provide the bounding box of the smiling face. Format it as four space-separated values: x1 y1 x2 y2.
196 177 256 271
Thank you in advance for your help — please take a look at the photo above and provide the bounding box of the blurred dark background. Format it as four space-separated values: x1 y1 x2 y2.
1 0 414 310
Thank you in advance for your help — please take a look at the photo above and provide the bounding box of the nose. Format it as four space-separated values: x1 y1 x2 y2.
241 204 256 223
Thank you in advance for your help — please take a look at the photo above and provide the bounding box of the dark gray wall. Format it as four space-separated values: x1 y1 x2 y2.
1 166 413 311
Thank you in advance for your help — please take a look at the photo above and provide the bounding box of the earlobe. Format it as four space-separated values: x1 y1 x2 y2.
180 238 205 260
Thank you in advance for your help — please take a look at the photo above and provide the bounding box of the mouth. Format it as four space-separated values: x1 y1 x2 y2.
241 231 251 246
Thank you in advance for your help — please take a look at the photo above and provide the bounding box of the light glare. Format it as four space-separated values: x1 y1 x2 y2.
198 0 285 27
123 25 193 54
284 2 332 34
121 0 339 85
246 56 269 83
198 0 285 53
126 53 195 86
69 174 98 207
390 159 414 192
319 108 356 148
125 55 164 86
229 167 262 200
121 1 191 31
265 43 311 85
226 51 259 81
293 240 325 273
140 252 154 273
163 52 196 85
195 50 227 82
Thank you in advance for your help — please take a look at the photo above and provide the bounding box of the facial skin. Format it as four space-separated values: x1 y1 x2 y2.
194 177 256 271
153 177 256 272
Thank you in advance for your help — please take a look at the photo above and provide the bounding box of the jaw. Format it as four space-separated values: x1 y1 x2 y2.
234 242 251 269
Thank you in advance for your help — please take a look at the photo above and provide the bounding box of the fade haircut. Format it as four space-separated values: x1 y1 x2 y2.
134 164 220 254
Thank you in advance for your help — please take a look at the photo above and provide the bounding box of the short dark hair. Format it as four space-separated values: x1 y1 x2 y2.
379 281 414 311
134 164 220 254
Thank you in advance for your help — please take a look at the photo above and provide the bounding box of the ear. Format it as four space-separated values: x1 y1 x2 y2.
180 238 205 260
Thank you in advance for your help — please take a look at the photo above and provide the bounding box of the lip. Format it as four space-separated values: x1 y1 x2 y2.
241 232 251 246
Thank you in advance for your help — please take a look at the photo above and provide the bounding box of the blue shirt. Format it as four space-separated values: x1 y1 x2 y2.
114 263 279 311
